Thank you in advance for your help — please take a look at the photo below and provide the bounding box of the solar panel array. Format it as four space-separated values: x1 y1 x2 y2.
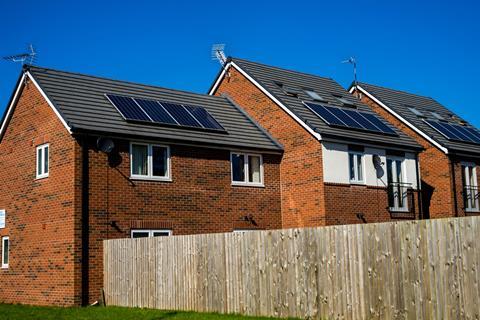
105 94 225 132
304 102 397 136
424 119 480 144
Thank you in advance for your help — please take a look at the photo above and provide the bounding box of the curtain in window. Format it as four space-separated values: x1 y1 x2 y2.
132 145 148 176
248 155 261 183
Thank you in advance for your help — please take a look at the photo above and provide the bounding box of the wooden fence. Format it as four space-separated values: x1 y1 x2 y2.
104 216 480 319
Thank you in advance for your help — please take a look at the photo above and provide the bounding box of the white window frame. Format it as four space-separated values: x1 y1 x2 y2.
2 236 9 269
348 151 365 184
387 157 409 212
36 143 49 179
131 229 172 238
462 162 479 212
130 142 171 181
230 152 264 187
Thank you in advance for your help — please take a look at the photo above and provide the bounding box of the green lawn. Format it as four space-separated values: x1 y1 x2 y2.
0 304 297 320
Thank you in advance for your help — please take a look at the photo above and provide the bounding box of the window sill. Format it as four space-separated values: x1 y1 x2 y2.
1 266 8 269
349 181 366 186
35 175 49 180
231 182 265 188
130 176 172 182
465 209 480 213
389 207 409 213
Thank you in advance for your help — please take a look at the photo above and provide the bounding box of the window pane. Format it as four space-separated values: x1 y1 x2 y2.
44 146 49 174
395 160 402 183
387 159 393 183
152 231 170 237
356 155 363 181
132 231 149 238
248 156 261 183
3 238 8 265
349 153 355 180
152 146 168 177
132 145 148 176
232 154 245 182
37 148 43 176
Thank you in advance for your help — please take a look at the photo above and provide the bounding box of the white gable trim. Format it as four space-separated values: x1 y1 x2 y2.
0 72 72 140
350 85 448 154
209 62 322 141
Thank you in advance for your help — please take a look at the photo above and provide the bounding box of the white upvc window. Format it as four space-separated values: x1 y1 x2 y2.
36 144 49 179
130 143 171 181
231 152 264 187
387 157 409 211
348 152 364 183
462 162 479 212
131 229 172 238
2 236 9 269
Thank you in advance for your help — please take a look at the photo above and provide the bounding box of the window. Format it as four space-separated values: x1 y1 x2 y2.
130 143 170 180
387 158 408 211
131 229 172 238
348 152 364 183
332 94 355 107
430 111 444 121
408 107 424 117
274 81 299 97
462 163 479 212
36 144 49 179
231 152 263 186
304 90 326 102
2 236 8 269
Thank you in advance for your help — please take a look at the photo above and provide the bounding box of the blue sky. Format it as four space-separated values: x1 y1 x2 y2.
1 0 479 126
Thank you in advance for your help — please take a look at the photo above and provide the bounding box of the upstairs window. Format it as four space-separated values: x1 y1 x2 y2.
231 152 263 186
462 163 479 212
2 236 8 269
131 229 172 238
130 143 170 181
36 144 49 179
348 151 364 183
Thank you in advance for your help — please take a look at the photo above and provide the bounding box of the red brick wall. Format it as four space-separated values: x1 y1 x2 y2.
213 67 327 228
0 80 81 306
85 140 282 303
354 89 480 218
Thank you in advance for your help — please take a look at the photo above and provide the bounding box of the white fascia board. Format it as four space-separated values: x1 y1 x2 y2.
209 62 322 141
0 73 26 139
26 71 72 134
350 85 448 154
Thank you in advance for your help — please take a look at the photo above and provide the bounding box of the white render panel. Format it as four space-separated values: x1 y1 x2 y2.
322 142 419 189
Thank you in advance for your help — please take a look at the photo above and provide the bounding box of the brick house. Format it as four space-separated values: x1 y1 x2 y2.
350 83 480 219
209 58 423 228
0 65 283 306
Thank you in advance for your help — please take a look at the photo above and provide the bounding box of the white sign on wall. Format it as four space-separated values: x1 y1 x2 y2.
0 210 5 229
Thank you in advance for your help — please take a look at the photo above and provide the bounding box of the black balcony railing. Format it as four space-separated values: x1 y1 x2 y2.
463 185 480 212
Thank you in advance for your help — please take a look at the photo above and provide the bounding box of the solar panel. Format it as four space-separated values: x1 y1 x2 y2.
305 102 397 136
106 94 226 132
160 102 203 127
184 105 224 130
106 94 151 122
134 98 177 124
425 120 480 144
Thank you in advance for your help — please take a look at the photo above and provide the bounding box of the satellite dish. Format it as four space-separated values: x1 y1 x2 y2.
372 154 383 169
97 137 115 153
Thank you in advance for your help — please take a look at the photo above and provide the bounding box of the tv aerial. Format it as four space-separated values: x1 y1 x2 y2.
342 56 357 88
3 44 37 65
211 44 230 77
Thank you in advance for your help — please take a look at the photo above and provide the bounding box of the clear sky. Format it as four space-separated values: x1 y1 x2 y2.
1 0 479 126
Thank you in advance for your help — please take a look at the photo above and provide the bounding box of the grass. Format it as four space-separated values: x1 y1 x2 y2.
0 304 297 320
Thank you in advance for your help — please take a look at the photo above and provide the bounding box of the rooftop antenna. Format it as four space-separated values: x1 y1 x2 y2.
3 44 37 65
211 44 230 77
342 56 357 88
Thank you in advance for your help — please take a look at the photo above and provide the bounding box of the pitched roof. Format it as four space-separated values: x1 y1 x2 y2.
356 82 480 156
214 57 421 151
15 65 282 152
